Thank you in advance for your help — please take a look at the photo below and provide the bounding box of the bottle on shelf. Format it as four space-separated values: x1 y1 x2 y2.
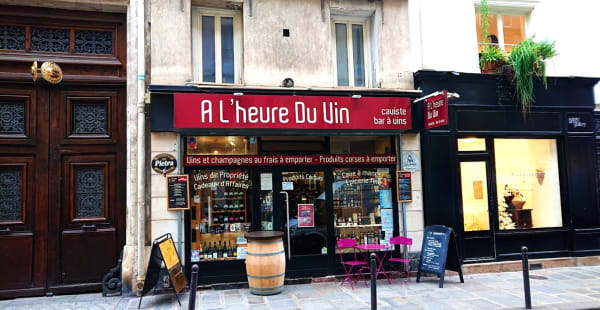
212 242 218 259
227 241 233 257
233 242 238 258
199 243 204 260
218 241 223 258
202 242 208 259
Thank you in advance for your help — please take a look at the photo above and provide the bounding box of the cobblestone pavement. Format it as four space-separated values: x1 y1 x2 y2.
2 266 600 310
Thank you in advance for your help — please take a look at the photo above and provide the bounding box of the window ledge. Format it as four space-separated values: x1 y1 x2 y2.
474 0 539 14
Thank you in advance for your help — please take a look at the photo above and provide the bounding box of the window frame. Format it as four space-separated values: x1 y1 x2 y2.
474 1 536 52
192 7 242 84
331 17 372 88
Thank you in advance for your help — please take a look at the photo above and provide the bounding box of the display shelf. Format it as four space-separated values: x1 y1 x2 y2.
212 197 245 201
335 224 382 228
210 210 245 214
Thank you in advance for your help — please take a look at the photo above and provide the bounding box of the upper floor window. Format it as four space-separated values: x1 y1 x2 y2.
332 19 370 87
475 13 525 52
192 8 241 84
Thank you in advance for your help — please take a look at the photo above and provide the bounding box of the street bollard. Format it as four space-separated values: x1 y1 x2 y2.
188 264 199 310
521 247 532 309
370 253 377 310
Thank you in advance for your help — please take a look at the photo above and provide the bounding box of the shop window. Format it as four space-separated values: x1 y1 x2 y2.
475 13 525 52
333 19 370 87
494 139 562 230
192 8 241 84
457 137 486 152
459 161 490 232
333 168 394 253
260 136 327 154
189 169 253 261
186 136 257 155
330 136 392 154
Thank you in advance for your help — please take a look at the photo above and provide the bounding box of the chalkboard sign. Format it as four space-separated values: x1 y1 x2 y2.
416 225 464 288
397 170 412 202
138 233 186 308
166 175 190 211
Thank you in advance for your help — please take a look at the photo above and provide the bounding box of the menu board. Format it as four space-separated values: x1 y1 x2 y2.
166 175 190 210
397 171 412 202
416 225 464 288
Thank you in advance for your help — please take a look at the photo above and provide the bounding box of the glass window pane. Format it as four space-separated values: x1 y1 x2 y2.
333 168 393 254
260 173 273 231
351 24 365 87
330 136 392 154
282 171 326 256
186 136 256 155
335 23 349 86
201 16 216 83
457 138 486 152
494 139 562 230
189 169 252 261
221 17 235 83
502 15 525 53
460 162 490 232
475 13 499 52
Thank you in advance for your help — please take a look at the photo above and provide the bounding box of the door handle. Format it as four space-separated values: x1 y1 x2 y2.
280 191 290 261
81 223 97 231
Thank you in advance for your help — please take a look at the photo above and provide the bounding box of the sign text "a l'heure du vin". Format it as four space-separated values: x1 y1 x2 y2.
174 94 411 130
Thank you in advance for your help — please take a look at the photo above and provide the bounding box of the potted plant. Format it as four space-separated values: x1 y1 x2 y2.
508 37 557 114
480 45 507 74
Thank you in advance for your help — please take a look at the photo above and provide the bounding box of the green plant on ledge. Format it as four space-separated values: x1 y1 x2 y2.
508 37 557 114
480 45 508 73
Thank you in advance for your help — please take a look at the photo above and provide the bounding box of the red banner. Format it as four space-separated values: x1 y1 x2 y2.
424 90 448 129
174 93 411 130
185 155 397 166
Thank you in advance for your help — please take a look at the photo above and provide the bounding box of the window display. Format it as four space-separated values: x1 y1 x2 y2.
333 168 392 254
189 169 253 261
460 161 490 231
494 139 562 229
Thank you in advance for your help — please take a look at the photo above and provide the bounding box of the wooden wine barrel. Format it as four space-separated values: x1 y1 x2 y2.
245 231 286 295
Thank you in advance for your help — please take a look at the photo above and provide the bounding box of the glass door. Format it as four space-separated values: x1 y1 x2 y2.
279 170 329 277
458 160 496 259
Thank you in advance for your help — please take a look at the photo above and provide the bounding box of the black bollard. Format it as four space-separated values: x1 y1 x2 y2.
370 253 377 310
188 264 199 310
521 247 532 309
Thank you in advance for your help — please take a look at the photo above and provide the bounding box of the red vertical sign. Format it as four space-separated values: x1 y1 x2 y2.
298 204 314 227
424 90 448 129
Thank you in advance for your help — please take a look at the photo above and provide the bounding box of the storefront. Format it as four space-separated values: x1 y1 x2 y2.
415 70 600 262
150 86 420 284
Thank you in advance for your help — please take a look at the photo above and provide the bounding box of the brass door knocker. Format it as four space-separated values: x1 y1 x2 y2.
31 61 63 84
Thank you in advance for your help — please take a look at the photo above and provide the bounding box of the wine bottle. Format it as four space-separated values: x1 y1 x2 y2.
223 240 228 258
233 242 238 258
202 242 207 259
228 241 233 257
218 241 223 258
212 241 218 259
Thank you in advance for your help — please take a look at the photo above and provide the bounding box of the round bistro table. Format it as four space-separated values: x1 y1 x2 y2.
244 231 286 295
355 243 392 284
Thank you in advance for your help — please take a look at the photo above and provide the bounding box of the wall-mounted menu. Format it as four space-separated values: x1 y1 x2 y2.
397 171 412 202
166 175 190 210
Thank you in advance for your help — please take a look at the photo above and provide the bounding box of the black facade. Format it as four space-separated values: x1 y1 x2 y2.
415 70 600 261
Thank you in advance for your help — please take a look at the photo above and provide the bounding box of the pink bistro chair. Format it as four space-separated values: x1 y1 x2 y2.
388 236 413 283
337 238 368 289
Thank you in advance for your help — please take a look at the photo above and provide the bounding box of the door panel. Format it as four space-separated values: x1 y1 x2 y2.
0 87 47 296
48 88 125 291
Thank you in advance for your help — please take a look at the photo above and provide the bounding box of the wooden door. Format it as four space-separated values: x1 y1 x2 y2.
46 87 125 294
0 86 48 298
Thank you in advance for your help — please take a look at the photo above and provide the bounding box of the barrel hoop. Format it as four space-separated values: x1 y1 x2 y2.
247 239 282 245
249 285 284 294
247 249 285 256
247 272 285 279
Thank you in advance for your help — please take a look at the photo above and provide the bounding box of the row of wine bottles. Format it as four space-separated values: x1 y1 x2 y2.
198 240 237 259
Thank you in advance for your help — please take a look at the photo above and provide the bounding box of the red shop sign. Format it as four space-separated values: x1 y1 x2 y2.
174 93 411 130
424 90 448 129
185 154 397 166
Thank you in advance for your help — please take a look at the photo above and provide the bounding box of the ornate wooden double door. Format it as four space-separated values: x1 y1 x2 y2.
0 7 126 297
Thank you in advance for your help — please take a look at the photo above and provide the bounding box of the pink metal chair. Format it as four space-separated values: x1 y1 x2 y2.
337 238 368 289
388 236 413 283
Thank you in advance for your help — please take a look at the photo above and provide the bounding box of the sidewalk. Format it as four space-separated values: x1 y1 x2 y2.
2 265 600 310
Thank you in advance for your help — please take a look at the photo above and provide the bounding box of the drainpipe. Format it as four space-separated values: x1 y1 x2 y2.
136 0 147 285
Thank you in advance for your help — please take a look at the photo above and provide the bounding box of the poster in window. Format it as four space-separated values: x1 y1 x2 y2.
298 204 314 227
